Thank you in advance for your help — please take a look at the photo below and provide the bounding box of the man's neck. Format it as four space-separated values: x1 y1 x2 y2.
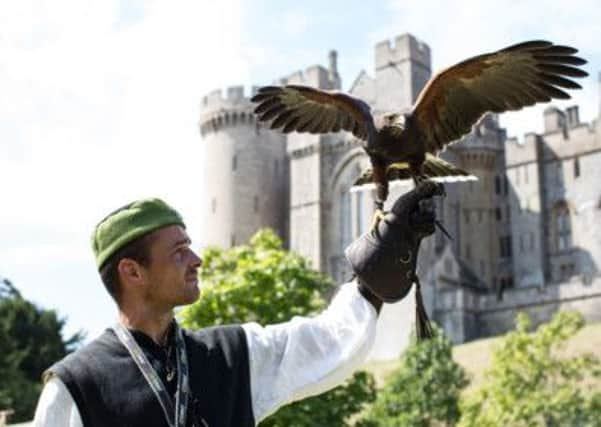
118 306 174 346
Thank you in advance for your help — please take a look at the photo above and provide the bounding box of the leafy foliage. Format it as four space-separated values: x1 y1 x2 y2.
459 311 601 427
357 325 469 427
0 277 83 422
181 229 376 426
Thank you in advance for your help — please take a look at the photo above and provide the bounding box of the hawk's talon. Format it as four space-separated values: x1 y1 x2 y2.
370 208 387 231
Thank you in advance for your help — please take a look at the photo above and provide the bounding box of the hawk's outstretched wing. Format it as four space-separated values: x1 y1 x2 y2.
353 154 475 186
410 41 588 154
251 85 376 140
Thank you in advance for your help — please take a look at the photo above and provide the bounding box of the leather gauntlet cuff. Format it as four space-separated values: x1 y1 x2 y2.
344 222 419 303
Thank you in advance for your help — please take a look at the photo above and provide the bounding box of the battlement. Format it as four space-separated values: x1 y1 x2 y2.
279 64 339 90
199 85 264 137
375 33 430 70
201 85 261 111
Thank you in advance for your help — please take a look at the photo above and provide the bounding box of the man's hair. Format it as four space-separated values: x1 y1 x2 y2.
99 232 157 303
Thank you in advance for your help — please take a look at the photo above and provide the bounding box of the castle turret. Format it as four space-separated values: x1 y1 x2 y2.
451 116 507 288
374 33 431 112
198 86 289 248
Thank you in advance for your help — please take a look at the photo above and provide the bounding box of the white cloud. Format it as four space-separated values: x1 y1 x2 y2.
0 0 249 336
0 0 249 232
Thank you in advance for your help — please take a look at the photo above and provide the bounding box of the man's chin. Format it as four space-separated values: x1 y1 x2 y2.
184 283 201 304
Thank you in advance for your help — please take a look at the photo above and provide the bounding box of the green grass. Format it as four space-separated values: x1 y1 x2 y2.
363 321 601 394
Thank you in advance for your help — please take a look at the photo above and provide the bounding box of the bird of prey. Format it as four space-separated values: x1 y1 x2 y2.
251 40 587 213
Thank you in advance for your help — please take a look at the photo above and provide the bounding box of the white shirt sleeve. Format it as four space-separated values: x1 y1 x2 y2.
33 376 84 427
241 280 378 424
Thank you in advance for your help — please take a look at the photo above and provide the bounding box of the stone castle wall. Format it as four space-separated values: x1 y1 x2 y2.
199 86 288 248
435 276 601 342
198 34 601 355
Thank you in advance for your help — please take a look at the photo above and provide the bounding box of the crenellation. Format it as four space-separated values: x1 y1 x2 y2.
544 106 567 133
375 33 430 70
227 85 245 102
198 33 601 354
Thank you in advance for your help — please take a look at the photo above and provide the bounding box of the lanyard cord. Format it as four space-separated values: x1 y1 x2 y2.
113 322 190 427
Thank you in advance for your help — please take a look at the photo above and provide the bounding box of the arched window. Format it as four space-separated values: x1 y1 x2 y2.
554 201 572 251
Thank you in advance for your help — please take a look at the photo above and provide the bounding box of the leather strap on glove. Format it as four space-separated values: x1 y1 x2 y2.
345 180 443 339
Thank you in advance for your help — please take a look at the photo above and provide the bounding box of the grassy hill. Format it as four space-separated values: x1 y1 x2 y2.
363 321 601 394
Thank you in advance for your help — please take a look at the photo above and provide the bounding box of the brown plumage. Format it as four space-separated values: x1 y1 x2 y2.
251 40 588 207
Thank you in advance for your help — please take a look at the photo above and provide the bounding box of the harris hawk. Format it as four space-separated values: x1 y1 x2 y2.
251 40 587 226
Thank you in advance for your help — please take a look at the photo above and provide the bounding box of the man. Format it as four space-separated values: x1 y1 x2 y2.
33 181 440 427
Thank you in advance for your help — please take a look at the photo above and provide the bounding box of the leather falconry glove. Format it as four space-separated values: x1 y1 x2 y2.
345 180 443 340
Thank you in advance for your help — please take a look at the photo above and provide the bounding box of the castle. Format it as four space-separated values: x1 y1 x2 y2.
198 34 601 359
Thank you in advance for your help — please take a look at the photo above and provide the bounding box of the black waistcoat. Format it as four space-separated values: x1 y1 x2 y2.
46 325 255 427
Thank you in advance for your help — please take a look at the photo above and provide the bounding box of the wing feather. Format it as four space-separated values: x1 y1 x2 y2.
410 41 588 154
251 85 375 140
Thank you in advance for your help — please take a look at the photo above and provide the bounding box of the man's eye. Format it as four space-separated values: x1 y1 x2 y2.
175 248 186 259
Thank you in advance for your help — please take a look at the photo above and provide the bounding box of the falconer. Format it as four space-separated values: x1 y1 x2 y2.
33 181 440 427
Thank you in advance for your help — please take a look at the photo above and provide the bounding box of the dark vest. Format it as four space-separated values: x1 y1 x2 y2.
46 325 255 427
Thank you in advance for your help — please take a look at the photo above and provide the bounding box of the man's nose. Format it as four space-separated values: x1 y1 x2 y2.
191 250 202 268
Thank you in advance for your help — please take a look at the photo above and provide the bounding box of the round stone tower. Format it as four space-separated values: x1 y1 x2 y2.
198 86 289 248
452 114 507 288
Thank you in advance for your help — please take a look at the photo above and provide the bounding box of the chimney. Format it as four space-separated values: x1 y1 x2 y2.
328 50 341 90
566 106 580 127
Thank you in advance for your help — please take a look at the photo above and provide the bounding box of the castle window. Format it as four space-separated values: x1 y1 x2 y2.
554 202 571 251
499 235 513 258
560 264 575 280
574 156 580 178
504 175 509 196
524 165 529 184
232 154 237 171
495 175 501 194
519 234 525 253
495 207 502 221
464 209 470 224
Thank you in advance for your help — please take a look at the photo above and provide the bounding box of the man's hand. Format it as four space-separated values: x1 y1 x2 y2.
345 180 442 304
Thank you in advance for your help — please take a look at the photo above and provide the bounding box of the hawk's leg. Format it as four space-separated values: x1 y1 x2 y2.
370 162 389 231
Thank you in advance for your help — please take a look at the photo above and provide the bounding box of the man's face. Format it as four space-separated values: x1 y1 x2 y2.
142 224 202 309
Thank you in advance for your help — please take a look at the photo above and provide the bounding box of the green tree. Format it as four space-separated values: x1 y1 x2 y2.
459 311 601 427
180 229 376 426
0 277 83 422
358 325 469 427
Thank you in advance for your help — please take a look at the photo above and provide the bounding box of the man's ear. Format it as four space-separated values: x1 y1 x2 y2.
117 258 145 287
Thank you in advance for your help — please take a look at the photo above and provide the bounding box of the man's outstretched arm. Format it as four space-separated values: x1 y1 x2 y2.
243 181 440 424
242 279 378 424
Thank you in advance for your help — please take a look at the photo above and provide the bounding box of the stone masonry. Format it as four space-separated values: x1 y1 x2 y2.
198 34 601 359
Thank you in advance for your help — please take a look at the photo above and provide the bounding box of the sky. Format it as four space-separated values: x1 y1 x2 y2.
1 0 600 342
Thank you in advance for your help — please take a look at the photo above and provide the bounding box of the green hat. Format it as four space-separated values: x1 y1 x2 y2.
91 198 185 269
